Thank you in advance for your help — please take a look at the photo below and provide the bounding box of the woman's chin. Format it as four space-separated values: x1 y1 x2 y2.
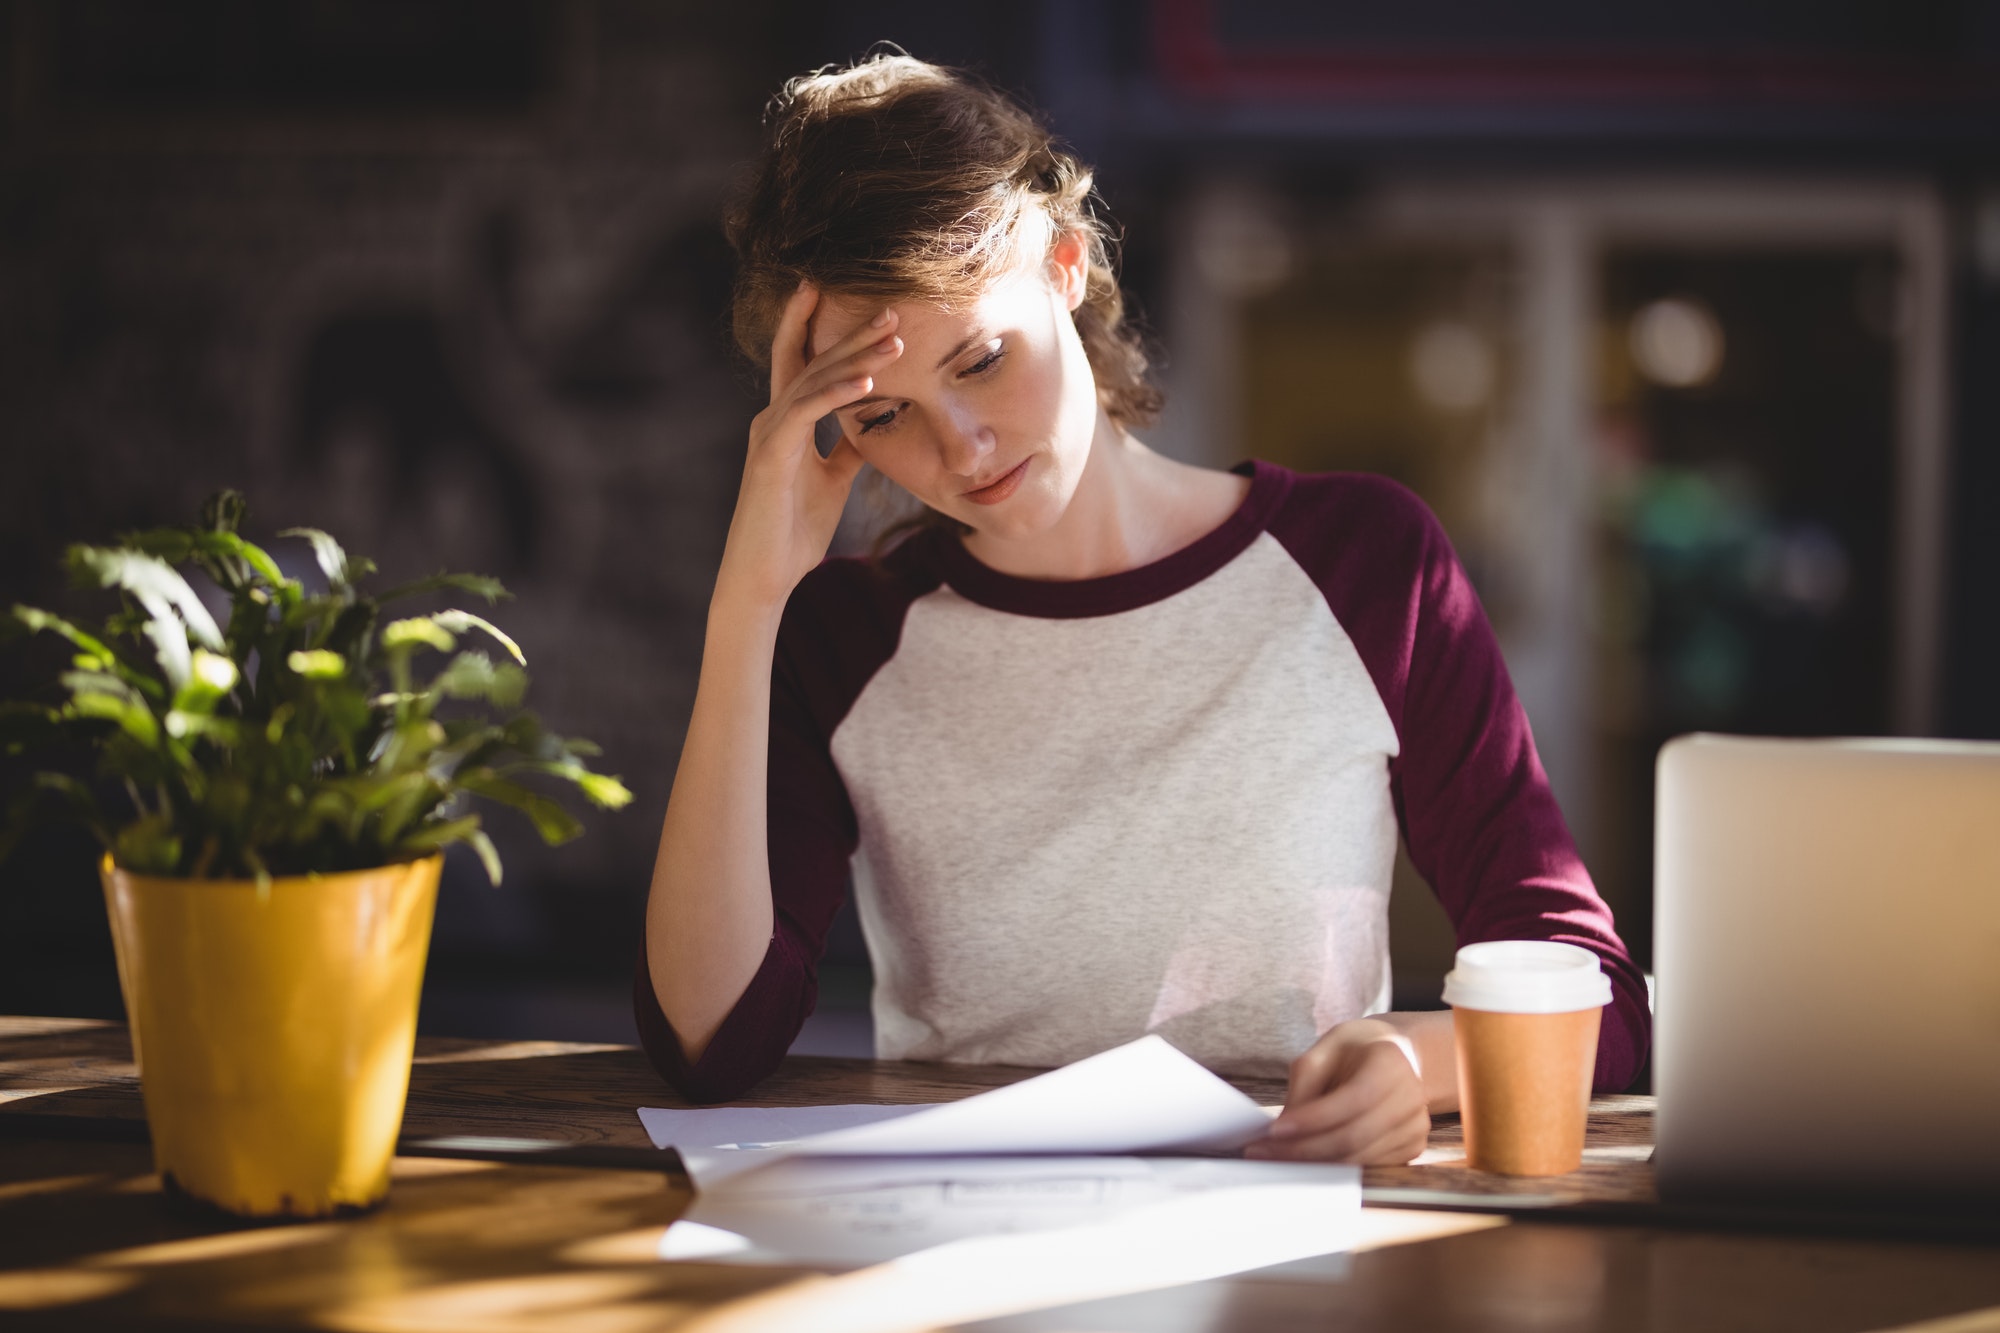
958 482 1070 544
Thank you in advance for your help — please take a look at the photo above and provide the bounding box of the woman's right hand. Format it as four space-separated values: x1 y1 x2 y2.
714 284 903 612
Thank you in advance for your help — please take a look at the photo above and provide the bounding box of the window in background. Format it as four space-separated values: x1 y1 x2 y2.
1593 249 1900 961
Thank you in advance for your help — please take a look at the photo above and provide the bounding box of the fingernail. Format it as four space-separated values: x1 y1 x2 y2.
871 310 893 327
875 336 898 353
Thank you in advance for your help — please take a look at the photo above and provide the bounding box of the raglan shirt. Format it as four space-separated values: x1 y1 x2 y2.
635 462 1651 1103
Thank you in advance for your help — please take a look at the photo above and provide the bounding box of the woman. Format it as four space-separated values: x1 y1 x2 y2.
636 53 1649 1165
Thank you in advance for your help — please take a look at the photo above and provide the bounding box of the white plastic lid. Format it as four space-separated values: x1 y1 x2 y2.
1441 940 1612 1014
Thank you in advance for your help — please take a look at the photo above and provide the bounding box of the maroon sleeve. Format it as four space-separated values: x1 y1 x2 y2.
632 553 934 1103
1268 468 1651 1092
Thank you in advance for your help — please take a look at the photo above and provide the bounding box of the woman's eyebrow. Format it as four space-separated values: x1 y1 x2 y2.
838 330 997 409
933 328 993 372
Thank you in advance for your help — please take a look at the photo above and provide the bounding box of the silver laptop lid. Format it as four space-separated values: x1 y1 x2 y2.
1654 734 2000 1202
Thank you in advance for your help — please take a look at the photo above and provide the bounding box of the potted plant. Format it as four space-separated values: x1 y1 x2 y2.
0 491 631 1219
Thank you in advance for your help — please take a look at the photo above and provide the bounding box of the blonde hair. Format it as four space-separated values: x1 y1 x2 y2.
726 53 1161 429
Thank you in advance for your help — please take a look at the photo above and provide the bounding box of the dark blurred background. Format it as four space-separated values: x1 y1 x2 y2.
4 1 1998 1065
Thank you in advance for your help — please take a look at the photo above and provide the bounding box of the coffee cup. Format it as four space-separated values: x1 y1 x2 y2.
1443 940 1611 1176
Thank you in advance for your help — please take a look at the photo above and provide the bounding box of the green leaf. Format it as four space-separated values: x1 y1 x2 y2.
358 770 441 843
379 791 441 846
112 812 183 875
465 829 503 885
503 758 634 811
287 649 347 680
116 528 196 566
66 546 224 689
430 652 527 708
576 771 633 809
13 605 166 700
323 602 377 658
431 611 525 666
381 618 456 654
397 815 503 885
164 710 240 746
193 531 291 598
456 769 584 845
14 605 118 665
259 701 294 745
169 648 238 717
378 572 511 605
61 671 160 747
278 527 375 590
370 718 447 776
200 490 248 535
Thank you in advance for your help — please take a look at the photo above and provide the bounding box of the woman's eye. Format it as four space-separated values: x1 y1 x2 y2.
858 406 900 435
965 347 1003 376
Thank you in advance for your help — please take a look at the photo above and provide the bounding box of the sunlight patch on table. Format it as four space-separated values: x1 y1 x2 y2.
558 1227 676 1267
0 1085 92 1104
1580 1144 1654 1163
0 1268 138 1310
318 1271 687 1333
85 1221 346 1268
411 1042 624 1066
0 1172 116 1201
388 1156 504 1180
659 1221 756 1262
1349 1208 1509 1253
1872 1308 2000 1333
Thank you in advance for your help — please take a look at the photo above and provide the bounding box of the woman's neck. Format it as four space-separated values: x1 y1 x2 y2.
960 409 1251 581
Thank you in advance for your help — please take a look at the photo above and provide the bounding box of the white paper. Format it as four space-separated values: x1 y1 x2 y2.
659 1155 1360 1282
637 1103 930 1152
637 1035 1275 1190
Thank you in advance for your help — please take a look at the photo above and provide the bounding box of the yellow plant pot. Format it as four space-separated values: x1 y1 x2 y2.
100 853 442 1219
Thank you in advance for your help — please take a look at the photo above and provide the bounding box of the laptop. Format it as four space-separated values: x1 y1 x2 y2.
1653 733 2000 1210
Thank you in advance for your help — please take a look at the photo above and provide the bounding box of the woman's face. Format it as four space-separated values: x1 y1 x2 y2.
808 238 1102 541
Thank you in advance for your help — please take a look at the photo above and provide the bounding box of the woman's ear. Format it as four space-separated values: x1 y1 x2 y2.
1047 233 1089 313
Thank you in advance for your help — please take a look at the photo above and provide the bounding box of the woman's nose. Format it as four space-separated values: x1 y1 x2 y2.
936 406 997 475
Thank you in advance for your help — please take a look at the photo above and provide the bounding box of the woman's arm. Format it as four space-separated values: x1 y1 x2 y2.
642 597 785 1061
643 288 899 1062
1252 475 1649 1164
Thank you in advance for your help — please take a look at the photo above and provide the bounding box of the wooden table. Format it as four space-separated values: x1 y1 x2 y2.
2 1016 1996 1332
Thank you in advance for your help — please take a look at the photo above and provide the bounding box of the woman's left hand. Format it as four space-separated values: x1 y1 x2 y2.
1245 1017 1433 1165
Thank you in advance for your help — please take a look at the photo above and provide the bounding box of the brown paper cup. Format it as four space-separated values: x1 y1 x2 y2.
1452 1005 1602 1176
1443 940 1611 1177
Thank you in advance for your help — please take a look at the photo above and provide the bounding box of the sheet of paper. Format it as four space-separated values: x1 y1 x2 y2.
659 1155 1360 1282
637 1035 1275 1189
637 1103 930 1152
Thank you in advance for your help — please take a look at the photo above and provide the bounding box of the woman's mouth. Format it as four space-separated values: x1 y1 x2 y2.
964 459 1029 506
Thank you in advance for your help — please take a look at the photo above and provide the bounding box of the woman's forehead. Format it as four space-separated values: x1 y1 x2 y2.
806 271 1039 359
808 293 956 358
805 294 887 357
